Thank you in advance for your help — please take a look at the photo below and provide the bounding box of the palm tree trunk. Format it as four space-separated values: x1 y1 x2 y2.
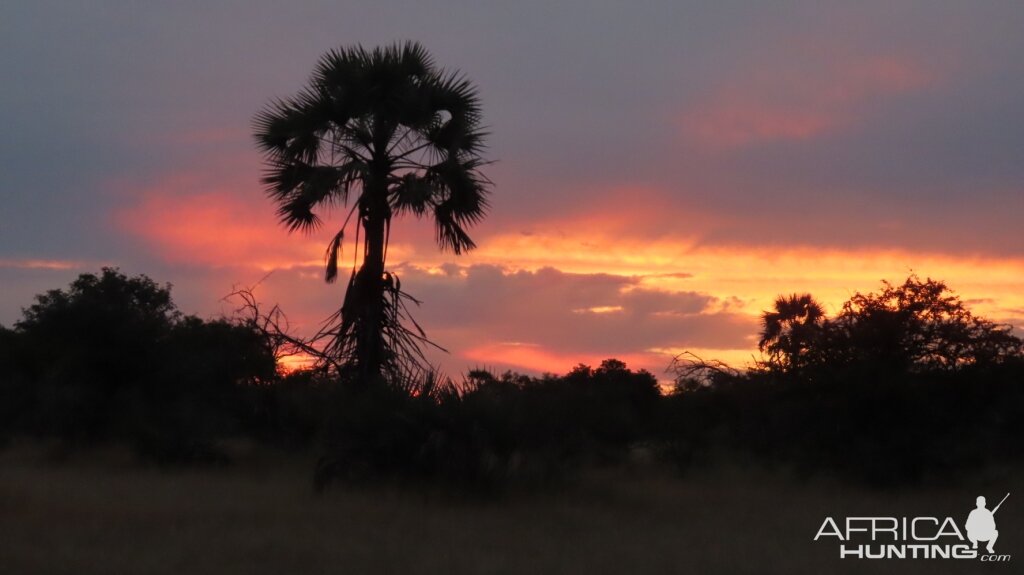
359 209 386 383
352 165 390 385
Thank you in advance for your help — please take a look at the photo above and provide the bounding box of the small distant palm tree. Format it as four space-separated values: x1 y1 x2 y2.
759 293 826 373
253 42 490 384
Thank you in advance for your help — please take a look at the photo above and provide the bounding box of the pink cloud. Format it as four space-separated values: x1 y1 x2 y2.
681 54 935 149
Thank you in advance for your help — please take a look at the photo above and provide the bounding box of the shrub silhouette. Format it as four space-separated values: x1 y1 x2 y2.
11 268 180 442
0 324 29 444
312 359 661 491
2 268 276 461
753 276 1023 378
827 275 1022 373
664 275 1024 484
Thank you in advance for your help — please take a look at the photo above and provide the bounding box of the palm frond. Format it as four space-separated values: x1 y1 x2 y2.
253 89 334 163
390 173 433 217
262 161 366 232
432 158 490 223
433 202 477 254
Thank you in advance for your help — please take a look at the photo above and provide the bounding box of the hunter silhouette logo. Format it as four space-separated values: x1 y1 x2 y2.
967 493 1009 554
814 492 1011 561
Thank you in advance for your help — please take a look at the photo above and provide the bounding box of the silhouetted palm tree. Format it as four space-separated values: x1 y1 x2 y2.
759 293 826 372
254 42 490 384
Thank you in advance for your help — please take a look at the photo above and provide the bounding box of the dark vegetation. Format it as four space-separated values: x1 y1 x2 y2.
2 269 1022 489
668 276 1024 484
0 269 277 462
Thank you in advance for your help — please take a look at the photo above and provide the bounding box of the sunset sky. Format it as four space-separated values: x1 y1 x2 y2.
2 1 1023 378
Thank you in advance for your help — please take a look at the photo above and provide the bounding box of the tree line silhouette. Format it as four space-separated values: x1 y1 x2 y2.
1 268 1022 488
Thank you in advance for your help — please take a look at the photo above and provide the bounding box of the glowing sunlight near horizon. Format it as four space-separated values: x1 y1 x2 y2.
114 184 1024 378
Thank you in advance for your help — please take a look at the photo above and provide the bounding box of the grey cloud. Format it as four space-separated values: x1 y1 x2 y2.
395 264 755 356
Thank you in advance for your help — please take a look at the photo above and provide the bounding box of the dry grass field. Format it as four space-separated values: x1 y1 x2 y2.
1 442 1019 574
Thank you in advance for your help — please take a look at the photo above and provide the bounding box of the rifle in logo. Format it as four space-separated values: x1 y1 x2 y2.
967 492 1009 554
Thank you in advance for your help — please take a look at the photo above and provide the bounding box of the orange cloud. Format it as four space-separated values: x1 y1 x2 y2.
470 227 1024 321
0 259 89 270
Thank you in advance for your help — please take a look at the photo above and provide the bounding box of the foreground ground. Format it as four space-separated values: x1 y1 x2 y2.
0 442 1018 574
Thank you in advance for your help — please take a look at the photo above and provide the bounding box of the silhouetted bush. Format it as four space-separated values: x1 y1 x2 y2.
756 276 1022 377
236 369 334 448
311 360 661 492
660 362 1024 485
0 324 28 444
662 276 1024 485
2 268 277 462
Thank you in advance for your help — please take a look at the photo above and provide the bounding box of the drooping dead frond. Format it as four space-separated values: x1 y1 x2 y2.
227 273 444 388
667 351 742 393
225 286 343 374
